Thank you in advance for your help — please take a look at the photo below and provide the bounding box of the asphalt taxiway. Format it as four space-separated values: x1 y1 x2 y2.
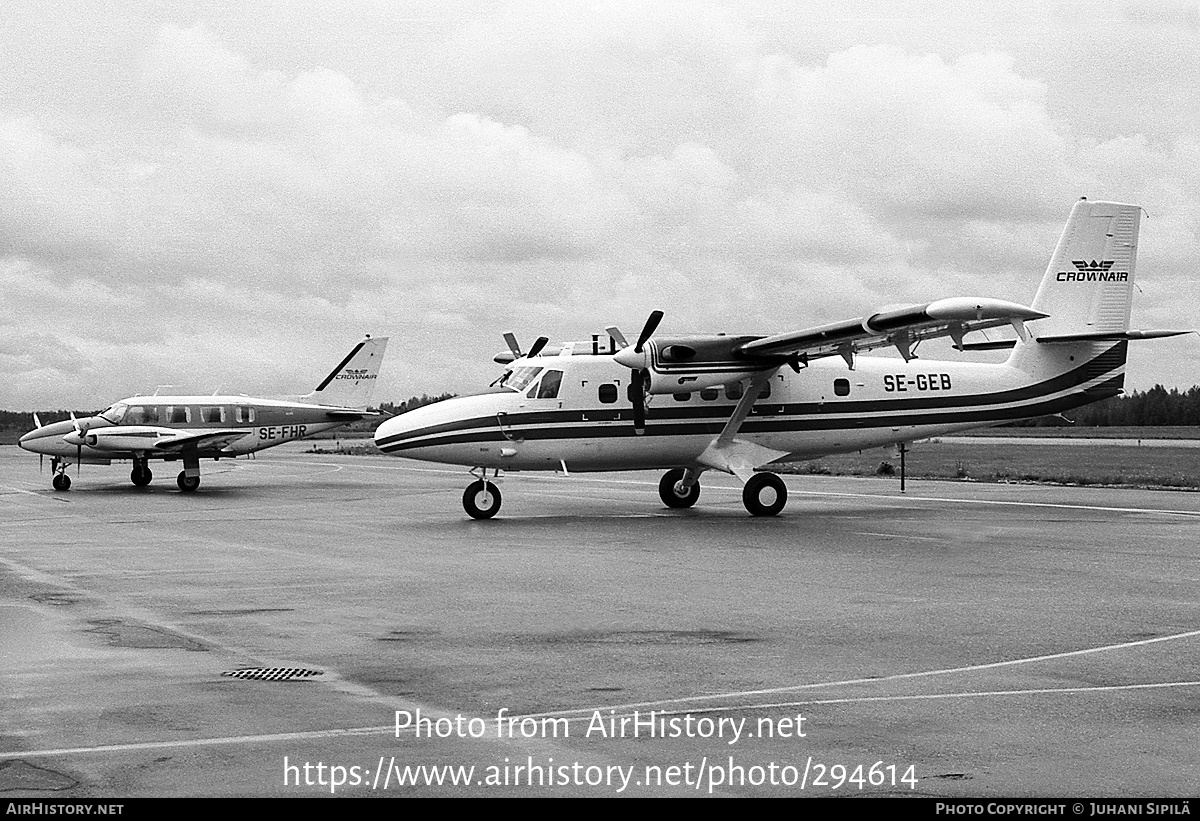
1 444 1197 797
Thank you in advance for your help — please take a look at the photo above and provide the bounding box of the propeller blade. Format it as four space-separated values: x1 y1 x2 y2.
627 369 649 435
634 311 664 353
605 326 628 350
33 412 42 429
502 332 522 357
526 336 550 358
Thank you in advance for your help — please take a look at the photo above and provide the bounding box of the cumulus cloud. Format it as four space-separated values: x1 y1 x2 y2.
1 2 1198 408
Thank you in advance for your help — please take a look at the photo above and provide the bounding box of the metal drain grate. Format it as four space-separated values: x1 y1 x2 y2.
221 667 324 681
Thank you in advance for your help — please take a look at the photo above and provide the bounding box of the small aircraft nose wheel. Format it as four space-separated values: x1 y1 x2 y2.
177 472 201 492
52 473 71 491
463 479 502 519
742 472 787 516
131 466 153 487
658 468 700 509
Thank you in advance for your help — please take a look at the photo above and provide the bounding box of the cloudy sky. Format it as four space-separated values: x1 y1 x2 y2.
2 0 1198 410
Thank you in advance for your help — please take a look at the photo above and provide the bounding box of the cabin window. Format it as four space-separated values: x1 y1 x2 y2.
598 384 618 404
201 406 225 423
760 380 771 400
166 406 190 424
833 378 850 397
725 382 744 400
235 406 255 423
700 388 719 401
537 370 563 399
673 392 691 402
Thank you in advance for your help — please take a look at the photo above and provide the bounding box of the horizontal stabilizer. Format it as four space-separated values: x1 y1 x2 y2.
1037 329 1195 344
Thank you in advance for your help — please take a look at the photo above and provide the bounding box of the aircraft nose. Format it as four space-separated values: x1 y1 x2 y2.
18 427 49 453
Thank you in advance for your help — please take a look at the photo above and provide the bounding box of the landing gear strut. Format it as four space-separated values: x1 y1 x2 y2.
658 468 701 508
742 472 787 516
177 447 201 492
131 458 153 487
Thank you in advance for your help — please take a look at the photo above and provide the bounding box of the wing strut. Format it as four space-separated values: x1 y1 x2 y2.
696 369 789 481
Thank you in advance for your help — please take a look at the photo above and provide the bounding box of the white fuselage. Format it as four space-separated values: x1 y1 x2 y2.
19 394 358 463
374 344 1123 473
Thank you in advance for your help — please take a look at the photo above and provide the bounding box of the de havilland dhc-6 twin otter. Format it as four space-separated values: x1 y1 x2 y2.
19 336 388 492
374 199 1190 519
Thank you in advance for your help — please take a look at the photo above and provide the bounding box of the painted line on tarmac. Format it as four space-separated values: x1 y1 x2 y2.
515 627 1200 719
7 631 1197 761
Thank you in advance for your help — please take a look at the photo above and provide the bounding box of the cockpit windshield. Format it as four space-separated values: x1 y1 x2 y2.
497 366 543 393
98 403 128 424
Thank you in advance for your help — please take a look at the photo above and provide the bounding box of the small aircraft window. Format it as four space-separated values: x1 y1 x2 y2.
700 388 719 401
537 370 563 399
673 392 691 402
167 406 190 424
201 406 225 424
99 403 128 424
235 406 255 423
760 381 771 400
725 383 743 400
598 384 618 404
834 378 850 397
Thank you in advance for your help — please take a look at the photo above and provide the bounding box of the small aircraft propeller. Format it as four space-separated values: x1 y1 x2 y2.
617 310 664 435
70 413 85 476
501 333 550 361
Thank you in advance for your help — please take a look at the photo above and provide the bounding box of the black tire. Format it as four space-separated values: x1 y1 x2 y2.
52 473 71 491
658 468 700 508
131 466 153 487
177 472 200 492
463 480 502 519
742 472 786 516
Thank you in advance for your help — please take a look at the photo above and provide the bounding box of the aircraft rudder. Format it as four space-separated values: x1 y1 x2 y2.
309 335 389 408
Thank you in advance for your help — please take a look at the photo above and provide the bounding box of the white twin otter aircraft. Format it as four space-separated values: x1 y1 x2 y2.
374 199 1188 518
20 336 388 492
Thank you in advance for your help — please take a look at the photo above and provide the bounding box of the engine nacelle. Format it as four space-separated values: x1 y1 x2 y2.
614 335 770 395
65 426 173 452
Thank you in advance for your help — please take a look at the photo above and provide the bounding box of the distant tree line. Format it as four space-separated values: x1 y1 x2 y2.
1012 385 1200 427
379 393 457 416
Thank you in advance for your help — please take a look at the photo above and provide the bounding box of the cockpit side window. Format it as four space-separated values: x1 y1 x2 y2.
537 370 563 399
125 405 161 425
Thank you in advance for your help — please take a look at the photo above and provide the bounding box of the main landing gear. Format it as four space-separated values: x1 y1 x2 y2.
131 458 153 487
463 469 501 519
656 468 788 516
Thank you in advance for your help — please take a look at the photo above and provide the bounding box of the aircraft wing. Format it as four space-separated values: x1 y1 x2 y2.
151 429 252 452
736 297 1048 364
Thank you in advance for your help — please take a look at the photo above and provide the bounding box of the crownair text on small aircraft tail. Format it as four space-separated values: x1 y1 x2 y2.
374 199 1190 518
20 336 389 492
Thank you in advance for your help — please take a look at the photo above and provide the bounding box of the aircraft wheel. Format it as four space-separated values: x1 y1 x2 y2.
177 472 200 492
463 480 502 519
52 473 71 491
131 466 153 487
742 472 786 517
658 468 700 508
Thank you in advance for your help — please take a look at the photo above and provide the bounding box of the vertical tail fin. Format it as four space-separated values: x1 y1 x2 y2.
1008 200 1142 398
1027 199 1142 338
305 336 389 408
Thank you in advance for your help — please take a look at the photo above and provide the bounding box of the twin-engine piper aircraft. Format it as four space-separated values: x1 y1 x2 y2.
20 336 388 492
375 199 1189 519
